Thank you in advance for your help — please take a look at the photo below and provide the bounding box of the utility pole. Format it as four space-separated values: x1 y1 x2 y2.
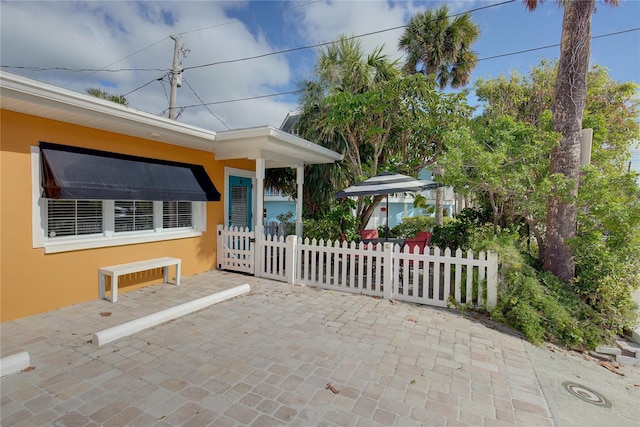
169 35 182 120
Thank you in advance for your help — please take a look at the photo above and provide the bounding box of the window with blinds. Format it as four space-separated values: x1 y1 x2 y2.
47 200 103 237
46 199 199 240
163 201 192 228
114 201 154 232
230 185 249 228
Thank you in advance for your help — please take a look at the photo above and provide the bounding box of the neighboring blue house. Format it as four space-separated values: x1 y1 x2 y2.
266 112 457 230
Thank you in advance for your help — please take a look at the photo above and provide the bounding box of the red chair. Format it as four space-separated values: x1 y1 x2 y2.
416 231 432 246
360 229 379 240
403 237 427 254
401 235 428 272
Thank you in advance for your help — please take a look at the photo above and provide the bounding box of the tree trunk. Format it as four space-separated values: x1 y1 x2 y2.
359 195 385 230
543 0 594 281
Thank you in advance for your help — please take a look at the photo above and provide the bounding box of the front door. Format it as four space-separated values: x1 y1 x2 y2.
229 176 252 230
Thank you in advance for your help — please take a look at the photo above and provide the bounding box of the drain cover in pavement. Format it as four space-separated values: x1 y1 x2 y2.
562 381 612 408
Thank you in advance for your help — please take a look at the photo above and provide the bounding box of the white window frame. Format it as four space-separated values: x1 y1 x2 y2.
31 146 207 254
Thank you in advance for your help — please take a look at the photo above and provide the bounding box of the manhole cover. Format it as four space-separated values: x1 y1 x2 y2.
562 381 611 408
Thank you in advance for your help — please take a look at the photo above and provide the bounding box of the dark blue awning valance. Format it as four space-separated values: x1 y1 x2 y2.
40 142 221 201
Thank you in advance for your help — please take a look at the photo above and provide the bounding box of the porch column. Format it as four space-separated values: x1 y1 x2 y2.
256 158 265 236
295 165 304 237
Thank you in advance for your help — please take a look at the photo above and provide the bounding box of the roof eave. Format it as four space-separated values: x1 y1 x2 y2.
0 71 217 151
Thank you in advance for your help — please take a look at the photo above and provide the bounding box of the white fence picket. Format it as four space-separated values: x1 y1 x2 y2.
217 226 499 309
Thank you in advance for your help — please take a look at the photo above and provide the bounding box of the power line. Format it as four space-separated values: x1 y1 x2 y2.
1 0 516 75
63 20 241 86
1 65 169 73
64 37 171 86
173 27 640 111
175 19 241 36
179 91 298 109
183 0 517 71
478 27 640 62
122 73 168 97
182 77 231 130
2 1 637 113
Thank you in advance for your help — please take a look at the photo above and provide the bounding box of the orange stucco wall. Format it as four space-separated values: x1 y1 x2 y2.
0 110 252 321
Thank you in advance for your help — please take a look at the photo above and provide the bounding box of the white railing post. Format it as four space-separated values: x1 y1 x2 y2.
254 224 264 276
286 235 297 284
486 251 498 309
383 242 393 299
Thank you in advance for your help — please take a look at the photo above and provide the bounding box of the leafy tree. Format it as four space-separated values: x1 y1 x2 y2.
444 61 639 260
442 61 640 343
281 36 471 229
441 116 557 255
85 88 128 106
523 0 621 281
398 5 480 225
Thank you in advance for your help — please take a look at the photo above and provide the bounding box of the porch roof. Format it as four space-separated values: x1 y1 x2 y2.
213 126 342 168
0 71 342 168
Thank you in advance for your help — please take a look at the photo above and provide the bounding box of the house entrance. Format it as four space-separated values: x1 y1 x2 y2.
228 175 252 230
220 175 254 274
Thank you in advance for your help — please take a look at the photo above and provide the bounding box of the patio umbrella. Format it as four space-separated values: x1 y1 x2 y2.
335 172 442 238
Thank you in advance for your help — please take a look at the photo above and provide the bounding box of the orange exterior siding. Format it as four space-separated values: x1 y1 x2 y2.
0 110 249 321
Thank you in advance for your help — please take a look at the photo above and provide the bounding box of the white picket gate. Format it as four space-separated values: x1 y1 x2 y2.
216 226 498 309
216 225 255 274
256 233 288 281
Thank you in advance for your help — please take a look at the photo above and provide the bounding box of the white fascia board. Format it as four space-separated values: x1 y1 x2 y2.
0 71 217 152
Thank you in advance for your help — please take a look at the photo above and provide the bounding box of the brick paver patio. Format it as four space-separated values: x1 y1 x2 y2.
0 269 571 426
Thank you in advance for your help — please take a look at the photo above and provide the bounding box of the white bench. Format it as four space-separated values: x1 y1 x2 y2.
99 257 181 303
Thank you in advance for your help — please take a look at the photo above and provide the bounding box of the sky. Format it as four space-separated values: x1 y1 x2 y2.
1 0 639 170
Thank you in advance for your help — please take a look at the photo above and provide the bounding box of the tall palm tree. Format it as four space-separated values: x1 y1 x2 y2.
398 5 479 89
399 6 479 225
524 0 619 281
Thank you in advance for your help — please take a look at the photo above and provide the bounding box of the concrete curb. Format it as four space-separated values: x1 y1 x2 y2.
0 351 31 377
92 284 250 346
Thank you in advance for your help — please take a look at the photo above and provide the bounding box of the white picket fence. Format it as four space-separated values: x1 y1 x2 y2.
217 225 498 309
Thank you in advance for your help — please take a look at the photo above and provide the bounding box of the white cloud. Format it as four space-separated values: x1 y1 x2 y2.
1 1 300 131
3 0 638 133
290 0 409 61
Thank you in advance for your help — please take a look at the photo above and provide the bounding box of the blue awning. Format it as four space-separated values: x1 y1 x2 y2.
40 142 221 201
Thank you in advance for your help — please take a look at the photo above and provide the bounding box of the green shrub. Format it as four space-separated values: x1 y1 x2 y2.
472 233 604 349
572 233 639 338
431 207 491 250
390 216 438 238
300 200 358 242
302 218 343 242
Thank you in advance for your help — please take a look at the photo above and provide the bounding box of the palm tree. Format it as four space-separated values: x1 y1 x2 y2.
524 0 620 281
399 6 479 225
288 36 402 220
398 5 479 89
85 88 128 106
